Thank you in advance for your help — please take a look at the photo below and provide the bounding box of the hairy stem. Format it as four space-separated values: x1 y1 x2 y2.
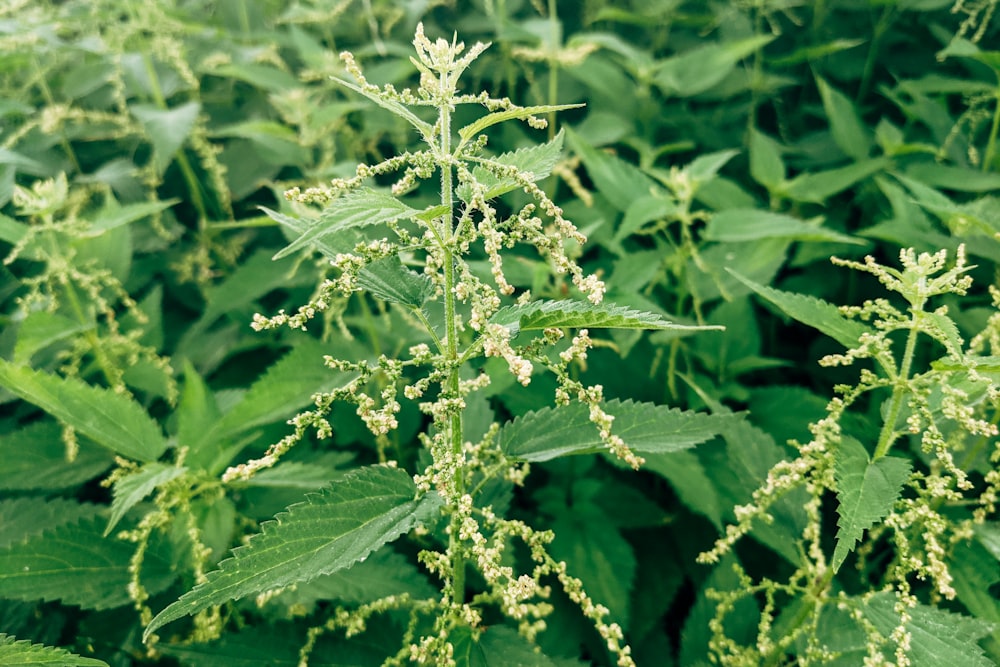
873 313 921 460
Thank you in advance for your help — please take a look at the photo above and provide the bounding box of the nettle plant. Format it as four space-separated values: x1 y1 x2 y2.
702 247 1000 665
134 25 727 664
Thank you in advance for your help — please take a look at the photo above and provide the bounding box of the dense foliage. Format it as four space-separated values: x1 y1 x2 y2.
1 1 999 665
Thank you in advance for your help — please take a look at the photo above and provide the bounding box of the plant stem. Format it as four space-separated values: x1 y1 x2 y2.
981 78 1000 172
872 313 921 460
438 87 467 606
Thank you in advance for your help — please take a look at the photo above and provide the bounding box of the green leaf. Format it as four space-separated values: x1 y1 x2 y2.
269 189 417 260
106 463 187 536
177 361 222 467
0 516 174 610
0 359 168 463
728 270 872 348
12 310 89 364
0 634 108 667
457 104 583 144
780 157 889 203
816 76 871 160
654 35 775 97
863 591 996 666
749 129 786 189
331 76 434 139
144 465 441 640
87 198 178 235
489 299 722 337
640 450 723 528
130 102 201 176
566 127 660 212
452 625 559 666
0 498 100 548
704 209 862 245
357 255 434 308
459 129 567 202
210 121 308 166
0 421 112 492
499 399 740 462
832 438 910 572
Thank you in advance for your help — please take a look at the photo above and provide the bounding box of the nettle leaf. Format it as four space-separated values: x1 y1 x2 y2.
654 35 775 97
457 104 583 143
459 129 567 202
0 634 107 667
106 462 187 536
0 516 174 610
0 359 168 463
816 76 871 160
87 198 178 235
500 399 740 462
452 625 559 666
749 128 786 189
331 76 434 139
728 270 872 349
0 498 100 548
566 127 661 212
12 310 89 364
144 465 441 640
357 255 434 308
130 102 201 176
269 188 417 260
704 209 862 245
779 157 889 204
490 299 721 337
0 421 112 492
863 591 996 666
832 438 910 572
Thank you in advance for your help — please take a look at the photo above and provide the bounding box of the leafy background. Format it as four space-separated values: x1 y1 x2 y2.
1 0 998 665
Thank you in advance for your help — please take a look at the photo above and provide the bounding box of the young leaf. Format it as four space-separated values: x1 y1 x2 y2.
331 76 434 140
749 128 786 189
832 438 910 572
459 129 567 202
86 198 179 235
499 399 740 462
106 462 187 536
727 270 872 349
0 359 168 463
779 157 889 203
816 76 871 160
270 188 418 260
451 625 560 666
0 516 174 610
489 300 722 337
457 104 583 144
357 255 434 308
143 465 441 640
863 591 996 667
12 310 89 364
704 209 862 245
0 634 108 667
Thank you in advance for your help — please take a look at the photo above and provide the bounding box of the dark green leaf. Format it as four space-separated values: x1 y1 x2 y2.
0 359 168 463
459 129 567 202
490 300 721 337
654 36 774 97
566 128 661 212
106 463 187 536
816 76 871 160
0 634 108 666
832 438 910 572
357 255 434 307
130 102 201 176
780 158 889 203
704 209 862 245
0 422 112 492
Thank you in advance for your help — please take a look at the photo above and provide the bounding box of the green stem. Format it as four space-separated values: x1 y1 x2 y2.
762 569 835 667
31 59 81 173
546 0 559 140
981 78 1000 172
438 88 467 606
872 313 921 460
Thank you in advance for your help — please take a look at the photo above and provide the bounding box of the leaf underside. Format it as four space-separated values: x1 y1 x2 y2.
490 299 722 337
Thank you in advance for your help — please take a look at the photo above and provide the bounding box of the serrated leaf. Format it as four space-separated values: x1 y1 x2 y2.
640 450 724 528
457 104 583 143
0 498 100 548
780 157 889 203
0 516 174 610
0 422 112 491
728 270 872 348
816 76 871 160
499 399 740 462
0 634 108 666
863 591 995 666
144 465 441 640
832 438 910 572
270 189 417 260
106 463 187 536
749 129 786 189
87 198 178 235
704 209 862 245
490 299 722 337
458 129 567 202
130 102 201 176
0 359 168 462
331 76 434 139
357 255 434 307
453 625 558 666
566 127 661 212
